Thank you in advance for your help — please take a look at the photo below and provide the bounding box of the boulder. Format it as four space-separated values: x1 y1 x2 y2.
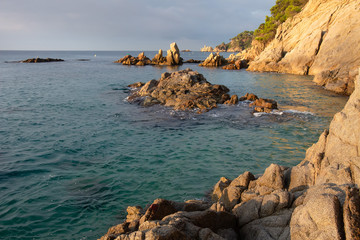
343 187 360 240
199 53 227 67
249 98 278 113
114 54 151 66
127 69 230 113
224 95 238 105
151 42 183 66
239 93 258 101
139 199 178 224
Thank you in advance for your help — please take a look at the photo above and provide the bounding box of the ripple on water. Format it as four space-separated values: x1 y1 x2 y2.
0 51 348 239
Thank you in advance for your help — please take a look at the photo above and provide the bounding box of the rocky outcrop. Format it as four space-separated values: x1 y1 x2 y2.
100 69 360 240
114 52 152 66
21 58 64 63
126 68 230 113
247 0 360 95
114 43 183 66
184 59 201 64
199 53 227 67
238 93 278 113
200 45 213 52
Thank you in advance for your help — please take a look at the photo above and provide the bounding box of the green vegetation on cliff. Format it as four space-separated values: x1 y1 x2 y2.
254 0 308 43
215 31 254 52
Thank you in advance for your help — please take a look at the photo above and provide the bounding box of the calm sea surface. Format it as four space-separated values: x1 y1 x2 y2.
0 50 347 239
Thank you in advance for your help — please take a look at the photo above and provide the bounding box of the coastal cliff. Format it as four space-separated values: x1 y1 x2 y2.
99 70 360 239
247 0 360 95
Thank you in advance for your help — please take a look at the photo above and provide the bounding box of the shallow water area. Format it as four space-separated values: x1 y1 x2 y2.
0 50 347 239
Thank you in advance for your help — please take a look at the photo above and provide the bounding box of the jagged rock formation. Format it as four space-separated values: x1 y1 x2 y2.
199 53 228 67
20 58 64 63
126 68 230 113
114 52 152 66
200 45 214 52
100 70 360 239
247 0 360 95
114 43 183 66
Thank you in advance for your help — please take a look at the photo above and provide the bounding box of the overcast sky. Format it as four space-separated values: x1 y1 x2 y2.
0 0 274 51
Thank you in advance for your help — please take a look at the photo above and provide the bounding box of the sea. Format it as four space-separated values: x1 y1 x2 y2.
0 50 348 239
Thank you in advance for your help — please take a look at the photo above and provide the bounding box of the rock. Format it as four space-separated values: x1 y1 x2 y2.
181 49 191 52
151 42 183 66
151 49 166 65
144 225 190 240
252 164 285 192
126 206 143 222
114 54 151 66
201 45 214 52
290 185 345 240
184 59 201 64
343 187 360 240
239 93 258 101
199 53 227 67
127 69 230 113
249 98 278 113
218 172 255 211
211 177 231 202
21 58 64 63
198 228 225 240
222 64 237 70
239 209 293 240
224 95 238 105
233 190 291 227
247 0 360 95
127 82 144 89
139 199 177 224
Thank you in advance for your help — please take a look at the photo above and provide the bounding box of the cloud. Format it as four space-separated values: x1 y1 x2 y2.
0 0 272 50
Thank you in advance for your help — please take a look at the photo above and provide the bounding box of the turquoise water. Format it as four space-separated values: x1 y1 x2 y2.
0 51 347 239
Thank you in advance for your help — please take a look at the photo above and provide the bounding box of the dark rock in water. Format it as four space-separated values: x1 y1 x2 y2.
184 59 201 64
126 68 230 113
21 58 64 63
77 59 90 61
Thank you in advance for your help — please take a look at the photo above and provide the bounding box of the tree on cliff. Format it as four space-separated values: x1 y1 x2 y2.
254 0 309 43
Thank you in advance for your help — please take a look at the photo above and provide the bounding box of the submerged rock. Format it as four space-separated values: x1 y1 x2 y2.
127 68 230 113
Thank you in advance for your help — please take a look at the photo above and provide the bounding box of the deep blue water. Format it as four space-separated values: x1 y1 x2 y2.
0 50 347 239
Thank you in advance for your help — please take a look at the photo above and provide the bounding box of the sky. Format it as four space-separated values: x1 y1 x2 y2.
0 0 274 51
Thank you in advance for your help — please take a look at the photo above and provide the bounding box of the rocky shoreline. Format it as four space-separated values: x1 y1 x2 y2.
99 69 360 240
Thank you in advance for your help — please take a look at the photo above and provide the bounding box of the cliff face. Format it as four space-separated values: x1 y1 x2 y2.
247 0 360 95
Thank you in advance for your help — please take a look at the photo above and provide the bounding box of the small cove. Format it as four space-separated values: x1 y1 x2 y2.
0 50 348 239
